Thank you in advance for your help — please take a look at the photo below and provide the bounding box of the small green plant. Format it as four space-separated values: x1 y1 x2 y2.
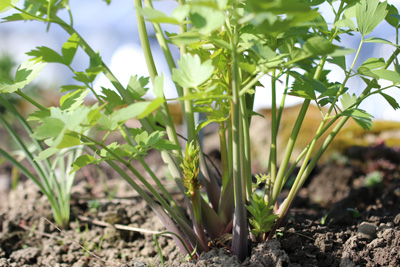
2 0 400 261
364 170 384 187
0 92 83 229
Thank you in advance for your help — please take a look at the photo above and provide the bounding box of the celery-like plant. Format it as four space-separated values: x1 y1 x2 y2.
1 0 400 261
0 91 82 229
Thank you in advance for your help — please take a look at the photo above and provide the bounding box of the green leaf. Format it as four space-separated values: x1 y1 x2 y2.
2 12 37 22
32 117 65 140
385 4 400 28
172 53 214 89
28 109 51 122
60 89 89 111
189 6 225 34
85 66 105 83
372 69 400 83
71 155 97 173
171 5 190 22
303 36 338 56
27 46 65 64
0 59 46 93
62 33 80 65
334 18 357 31
56 132 81 149
328 56 346 71
251 43 277 60
98 114 118 131
364 37 396 46
137 98 165 119
111 102 152 123
0 0 19 13
360 57 386 70
137 7 180 24
127 75 149 100
60 85 87 93
153 75 164 98
35 147 59 161
290 75 326 100
342 108 373 130
101 87 124 109
168 31 202 46
380 92 400 110
341 93 358 110
356 0 388 36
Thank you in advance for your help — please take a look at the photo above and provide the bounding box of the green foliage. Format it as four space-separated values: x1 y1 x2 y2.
246 193 278 241
0 59 46 93
181 141 201 197
2 0 400 261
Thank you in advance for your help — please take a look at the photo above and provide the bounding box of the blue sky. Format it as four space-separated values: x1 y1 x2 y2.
1 0 400 121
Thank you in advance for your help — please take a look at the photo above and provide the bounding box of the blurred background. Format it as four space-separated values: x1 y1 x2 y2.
1 0 400 120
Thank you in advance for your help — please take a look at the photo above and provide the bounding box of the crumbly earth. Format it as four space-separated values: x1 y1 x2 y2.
0 145 399 267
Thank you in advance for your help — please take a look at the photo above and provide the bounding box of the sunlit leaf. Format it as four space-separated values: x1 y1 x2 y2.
341 93 357 110
334 18 357 31
0 0 19 13
172 53 214 89
342 108 373 130
372 69 400 83
56 132 81 149
71 155 97 173
27 46 65 64
327 56 346 71
137 7 180 24
111 102 151 123
35 147 59 161
0 59 46 93
359 57 385 70
62 33 80 65
2 12 37 22
153 75 164 99
189 6 225 34
127 75 150 100
60 85 87 93
98 114 118 131
137 98 165 119
364 37 396 46
32 117 65 140
60 89 89 111
356 0 388 36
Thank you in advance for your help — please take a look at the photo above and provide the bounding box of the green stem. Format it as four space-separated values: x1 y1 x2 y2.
269 69 277 193
138 157 186 221
230 24 248 261
134 0 182 159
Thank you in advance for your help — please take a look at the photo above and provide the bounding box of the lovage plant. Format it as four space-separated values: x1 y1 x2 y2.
1 0 400 261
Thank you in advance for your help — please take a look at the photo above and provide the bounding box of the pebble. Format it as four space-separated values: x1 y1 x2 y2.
394 213 400 226
357 222 377 240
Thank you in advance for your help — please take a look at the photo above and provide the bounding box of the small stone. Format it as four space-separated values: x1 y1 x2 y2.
357 222 377 240
9 247 40 264
393 213 400 226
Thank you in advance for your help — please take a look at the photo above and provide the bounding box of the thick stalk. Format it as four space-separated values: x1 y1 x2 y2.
239 94 252 200
230 25 248 261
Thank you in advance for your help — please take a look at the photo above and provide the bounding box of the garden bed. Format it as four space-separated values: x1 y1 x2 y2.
0 144 399 267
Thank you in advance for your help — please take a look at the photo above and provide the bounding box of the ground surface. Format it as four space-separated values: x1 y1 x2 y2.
0 142 399 266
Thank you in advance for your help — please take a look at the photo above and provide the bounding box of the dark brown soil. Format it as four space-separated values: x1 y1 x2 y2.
0 144 400 267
